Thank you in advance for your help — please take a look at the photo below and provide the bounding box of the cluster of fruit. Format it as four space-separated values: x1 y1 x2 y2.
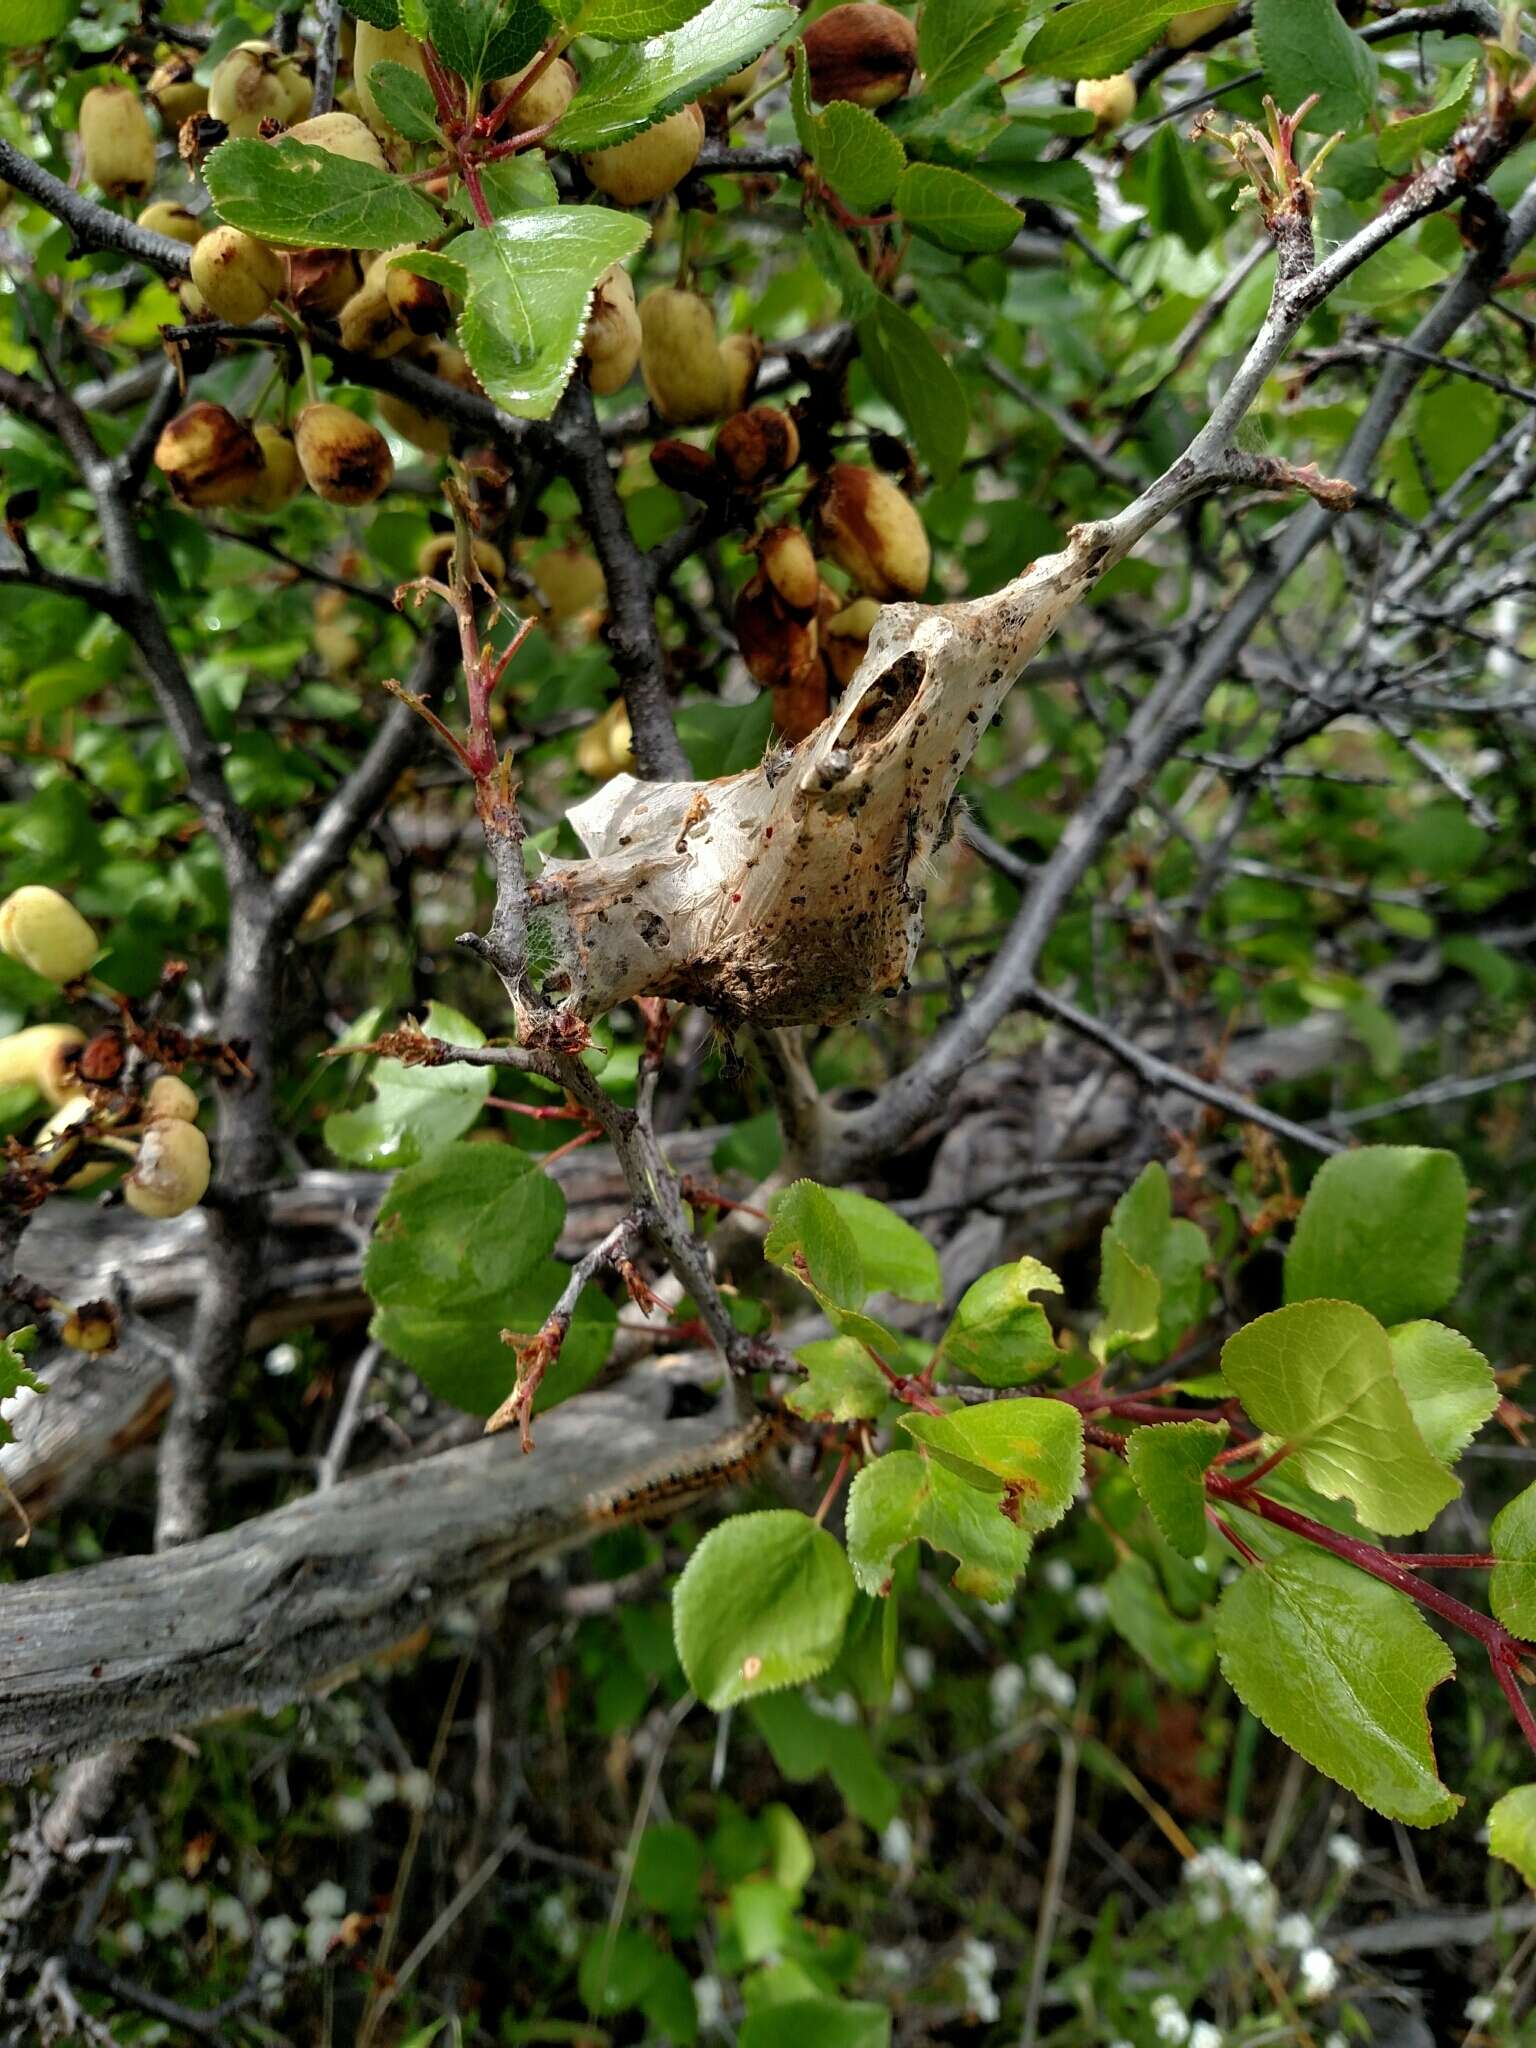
0 888 210 1225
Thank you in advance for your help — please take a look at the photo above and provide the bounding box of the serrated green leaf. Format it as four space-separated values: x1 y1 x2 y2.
204 138 446 250
366 58 442 142
1253 0 1376 133
1105 1551 1215 1691
1489 1785 1536 1889
0 0 72 46
1097 1162 1211 1365
900 1397 1083 1531
854 293 969 483
1092 1236 1159 1366
918 0 1030 109
584 0 716 39
1215 1549 1459 1827
895 162 1020 252
1024 0 1177 79
1286 1146 1468 1325
350 0 403 25
1140 120 1222 252
551 0 796 152
935 1255 1061 1387
1390 1320 1497 1469
765 1179 865 1310
0 1327 44 1451
430 209 649 419
1377 58 1478 174
819 1187 941 1303
1126 1419 1227 1559
673 1509 855 1707
788 1336 896 1423
805 214 878 315
419 0 550 84
814 101 907 213
1491 1483 1536 1639
846 1448 1032 1600
324 1001 491 1169
886 73 1009 161
1221 1300 1458 1537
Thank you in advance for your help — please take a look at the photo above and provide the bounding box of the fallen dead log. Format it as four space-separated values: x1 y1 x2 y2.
0 1367 765 1780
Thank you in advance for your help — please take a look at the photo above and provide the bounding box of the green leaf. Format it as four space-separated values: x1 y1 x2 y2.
363 1140 614 1416
765 1180 865 1311
632 1824 705 1916
854 294 969 483
583 0 719 37
1098 1162 1211 1365
551 0 797 152
895 163 1020 253
1140 121 1222 252
806 215 878 317
1285 1146 1468 1325
418 0 550 84
324 1001 491 1169
1092 1235 1159 1366
1221 1300 1458 1537
1126 1419 1227 1560
1389 1321 1497 1469
918 0 1030 110
351 0 403 25
1105 1552 1215 1692
788 1337 895 1423
0 0 71 45
1378 58 1478 174
673 1509 856 1708
204 138 446 251
1489 1786 1536 1889
1253 0 1377 133
934 1255 1061 1387
1024 0 1177 79
845 1448 1032 1600
749 1691 898 1826
899 1397 1083 1531
0 1327 43 1451
423 210 650 421
814 102 907 214
739 1999 891 2048
1490 1483 1536 1639
819 1187 941 1303
1214 1549 1459 1827
365 59 442 143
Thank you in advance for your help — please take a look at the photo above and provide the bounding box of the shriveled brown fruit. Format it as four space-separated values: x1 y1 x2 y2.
822 593 880 685
293 402 394 505
759 524 820 615
815 462 930 599
583 263 642 396
385 257 450 336
241 425 304 511
802 3 917 109
639 287 730 425
354 22 429 134
651 439 723 498
424 341 482 396
489 55 578 135
773 658 833 743
719 332 762 414
154 402 265 508
137 200 203 246
190 225 285 324
147 51 207 126
734 568 820 688
415 532 507 583
286 110 389 168
715 406 800 489
583 104 704 205
79 85 156 200
288 246 362 317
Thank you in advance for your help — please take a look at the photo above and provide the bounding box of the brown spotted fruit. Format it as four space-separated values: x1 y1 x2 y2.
715 406 800 489
154 402 265 507
802 3 917 109
293 402 394 505
190 225 285 324
815 463 929 600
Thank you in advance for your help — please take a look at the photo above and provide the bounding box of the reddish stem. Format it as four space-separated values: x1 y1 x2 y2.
420 41 464 128
1396 1553 1497 1572
1207 1506 1262 1567
480 115 561 161
479 35 564 139
1226 1437 1295 1492
813 1445 855 1526
484 1095 585 1120
461 155 495 230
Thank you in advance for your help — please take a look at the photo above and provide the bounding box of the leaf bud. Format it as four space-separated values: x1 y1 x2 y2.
154 401 265 507
801 4 918 109
124 1116 212 1219
79 84 157 201
0 886 98 984
293 401 395 505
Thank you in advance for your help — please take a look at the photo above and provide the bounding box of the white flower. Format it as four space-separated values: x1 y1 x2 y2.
1189 2024 1222 2048
879 1817 914 1870
693 1974 725 2030
397 1767 433 1812
901 1646 935 1691
1296 1947 1339 2003
242 1865 272 1906
870 1946 911 1977
125 1858 154 1889
1323 2035 1348 2048
1151 1994 1191 2044
1075 1584 1110 1622
209 1894 250 1942
1027 1652 1076 1709
1276 1912 1314 1951
536 1894 579 1960
887 1678 914 1713
955 1936 1000 2024
305 1914 342 1965
303 1881 346 1921
363 1770 397 1807
263 1343 299 1378
149 1878 204 1932
259 1915 297 1966
331 1793 372 1834
1465 1994 1497 2024
989 1662 1027 1728
1182 1847 1277 1936
1325 1832 1362 1874
1042 1558 1075 1593
0 1384 39 1425
116 1922 145 1956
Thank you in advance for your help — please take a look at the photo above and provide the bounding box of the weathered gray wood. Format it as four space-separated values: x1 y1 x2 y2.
0 1368 760 1780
